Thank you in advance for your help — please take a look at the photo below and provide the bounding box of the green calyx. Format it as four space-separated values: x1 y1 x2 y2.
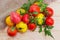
33 12 38 14
11 27 15 32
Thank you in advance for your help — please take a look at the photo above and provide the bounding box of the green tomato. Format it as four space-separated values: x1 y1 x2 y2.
16 8 26 15
37 18 44 25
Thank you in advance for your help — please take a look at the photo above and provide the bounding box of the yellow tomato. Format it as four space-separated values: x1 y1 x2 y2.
5 16 14 26
36 13 44 19
35 13 44 25
16 22 27 33
16 8 26 15
37 19 43 25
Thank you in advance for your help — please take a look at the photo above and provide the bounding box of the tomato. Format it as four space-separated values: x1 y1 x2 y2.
46 7 54 17
29 4 40 13
7 27 17 36
16 8 26 15
5 16 14 27
28 23 36 31
45 17 54 26
16 22 28 33
10 12 21 24
22 14 29 24
36 13 45 19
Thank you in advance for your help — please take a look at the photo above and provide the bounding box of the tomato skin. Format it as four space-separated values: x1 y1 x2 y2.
46 7 54 17
5 16 14 27
7 27 17 36
10 12 21 24
16 22 28 33
29 4 40 13
28 23 36 31
22 14 29 24
45 17 54 26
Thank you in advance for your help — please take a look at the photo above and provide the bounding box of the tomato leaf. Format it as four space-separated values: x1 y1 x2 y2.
37 0 43 3
46 25 54 29
30 18 35 23
39 25 42 32
47 26 54 29
30 0 36 4
35 18 38 25
21 0 36 11
40 4 48 12
44 27 54 39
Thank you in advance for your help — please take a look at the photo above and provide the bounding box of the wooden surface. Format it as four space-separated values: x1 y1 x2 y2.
0 0 60 40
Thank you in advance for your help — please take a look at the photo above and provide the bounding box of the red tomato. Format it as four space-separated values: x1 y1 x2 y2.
28 23 36 31
22 14 29 24
10 12 21 24
45 17 54 26
46 7 54 17
7 27 17 36
29 4 40 13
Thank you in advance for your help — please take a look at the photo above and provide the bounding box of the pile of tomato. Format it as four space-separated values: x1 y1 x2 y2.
5 0 54 38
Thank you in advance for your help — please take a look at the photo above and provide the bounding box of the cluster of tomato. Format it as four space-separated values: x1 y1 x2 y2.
5 0 54 37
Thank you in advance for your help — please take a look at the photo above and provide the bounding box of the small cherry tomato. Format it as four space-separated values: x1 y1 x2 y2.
5 16 14 27
45 7 54 17
22 14 29 24
28 23 36 31
29 4 40 13
45 17 54 26
16 8 26 15
7 27 17 36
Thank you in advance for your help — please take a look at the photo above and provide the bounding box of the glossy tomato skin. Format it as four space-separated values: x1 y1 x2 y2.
29 4 40 13
10 12 21 24
7 27 17 36
22 14 29 24
45 17 54 26
46 7 54 17
28 23 36 31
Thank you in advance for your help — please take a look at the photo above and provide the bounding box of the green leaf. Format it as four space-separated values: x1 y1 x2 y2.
35 18 38 25
37 0 43 3
30 0 36 4
39 25 42 32
30 19 35 23
33 12 38 14
40 4 48 12
46 30 54 39
44 27 54 39
21 3 28 11
47 26 54 29
44 27 47 35
21 0 32 11
42 18 45 25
